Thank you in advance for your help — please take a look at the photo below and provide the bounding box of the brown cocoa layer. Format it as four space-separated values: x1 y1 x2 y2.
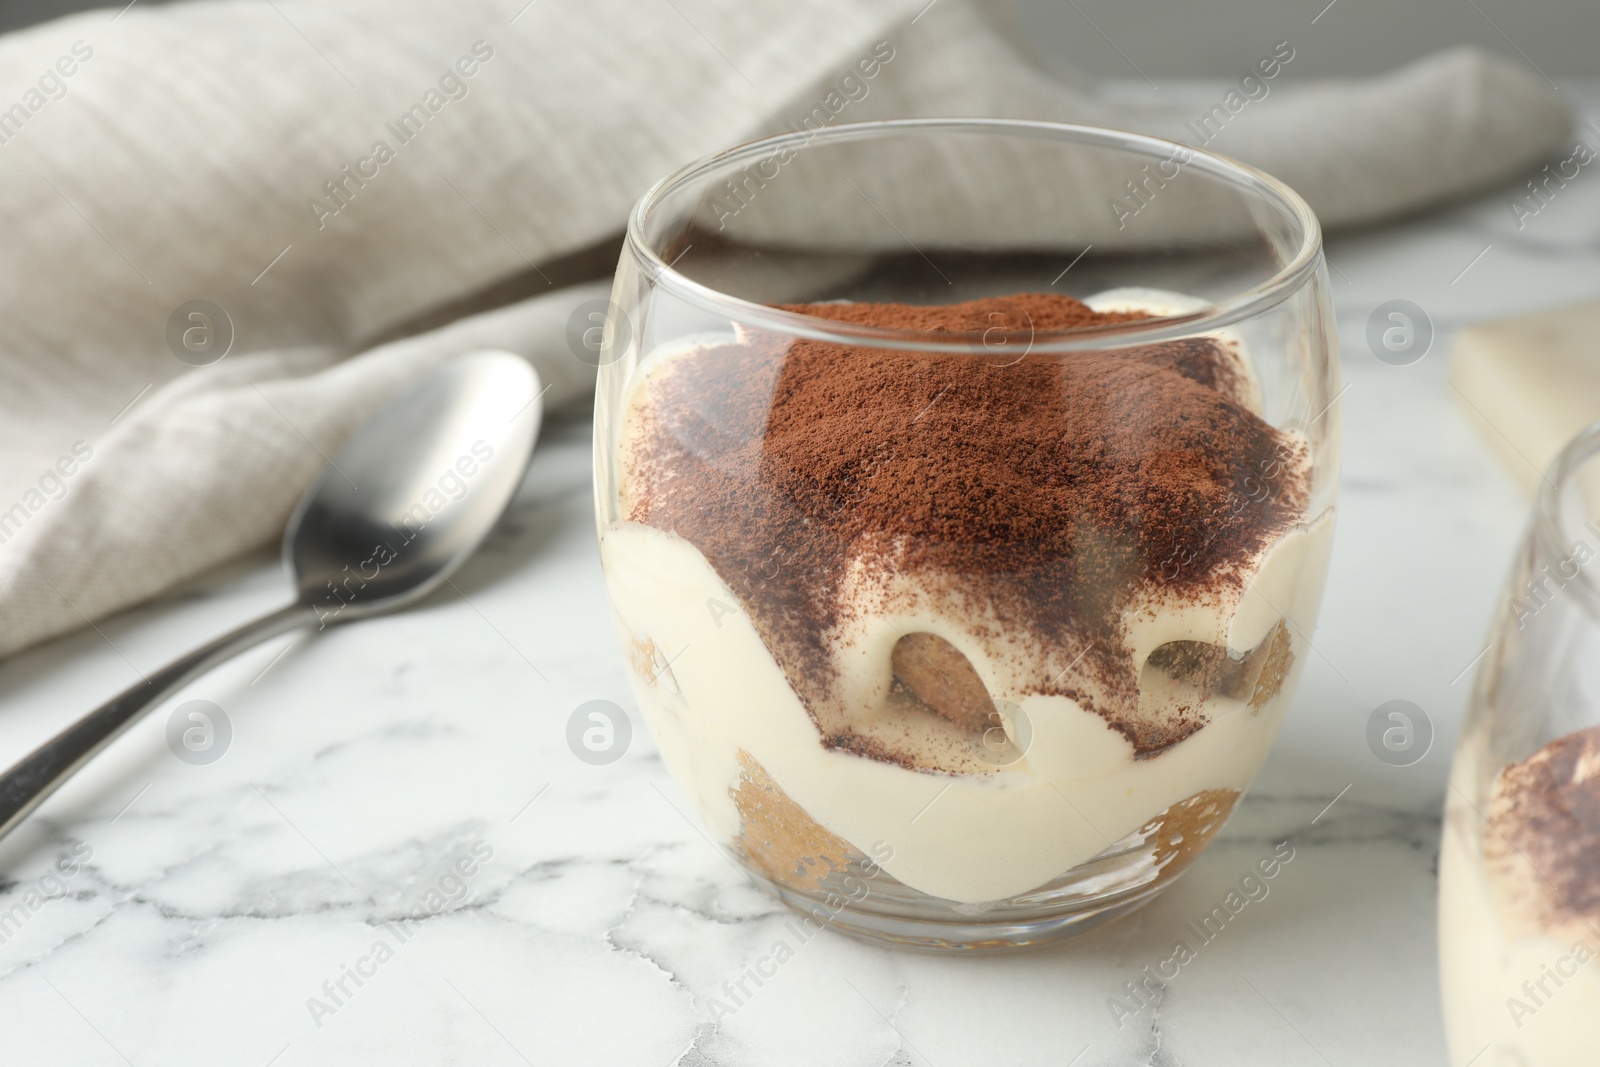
623 293 1308 758
1486 725 1600 936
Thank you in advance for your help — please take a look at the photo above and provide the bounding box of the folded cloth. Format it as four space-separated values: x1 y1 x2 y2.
0 0 1573 656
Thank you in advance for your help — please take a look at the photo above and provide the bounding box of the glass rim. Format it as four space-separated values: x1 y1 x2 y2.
624 117 1326 354
1534 418 1600 617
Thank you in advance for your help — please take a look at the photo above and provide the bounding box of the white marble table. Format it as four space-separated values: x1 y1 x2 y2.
5 97 1600 1066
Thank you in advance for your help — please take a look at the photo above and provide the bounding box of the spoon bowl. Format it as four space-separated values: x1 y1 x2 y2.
287 352 541 617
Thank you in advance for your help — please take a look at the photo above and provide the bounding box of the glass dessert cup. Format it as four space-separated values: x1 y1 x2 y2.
1441 424 1600 1066
594 119 1340 951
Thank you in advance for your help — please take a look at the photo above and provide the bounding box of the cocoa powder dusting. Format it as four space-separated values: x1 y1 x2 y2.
1487 726 1600 929
622 293 1308 758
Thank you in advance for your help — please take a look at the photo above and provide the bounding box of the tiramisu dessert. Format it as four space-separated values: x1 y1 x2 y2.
1441 726 1600 1066
600 289 1334 906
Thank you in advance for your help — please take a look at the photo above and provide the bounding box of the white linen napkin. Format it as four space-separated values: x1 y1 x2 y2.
0 0 1572 655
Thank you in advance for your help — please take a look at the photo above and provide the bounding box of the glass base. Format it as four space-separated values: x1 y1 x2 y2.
763 876 1174 953
734 793 1227 953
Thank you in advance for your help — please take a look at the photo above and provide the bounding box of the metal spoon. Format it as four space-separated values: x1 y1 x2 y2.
0 350 543 841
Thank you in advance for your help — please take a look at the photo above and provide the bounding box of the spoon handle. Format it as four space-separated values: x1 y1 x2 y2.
0 602 312 841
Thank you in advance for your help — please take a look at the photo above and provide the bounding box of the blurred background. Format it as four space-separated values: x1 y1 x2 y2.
4 0 1597 76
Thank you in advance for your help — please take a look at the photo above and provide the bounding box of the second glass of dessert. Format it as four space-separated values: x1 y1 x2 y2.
1441 422 1600 1066
594 119 1339 950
